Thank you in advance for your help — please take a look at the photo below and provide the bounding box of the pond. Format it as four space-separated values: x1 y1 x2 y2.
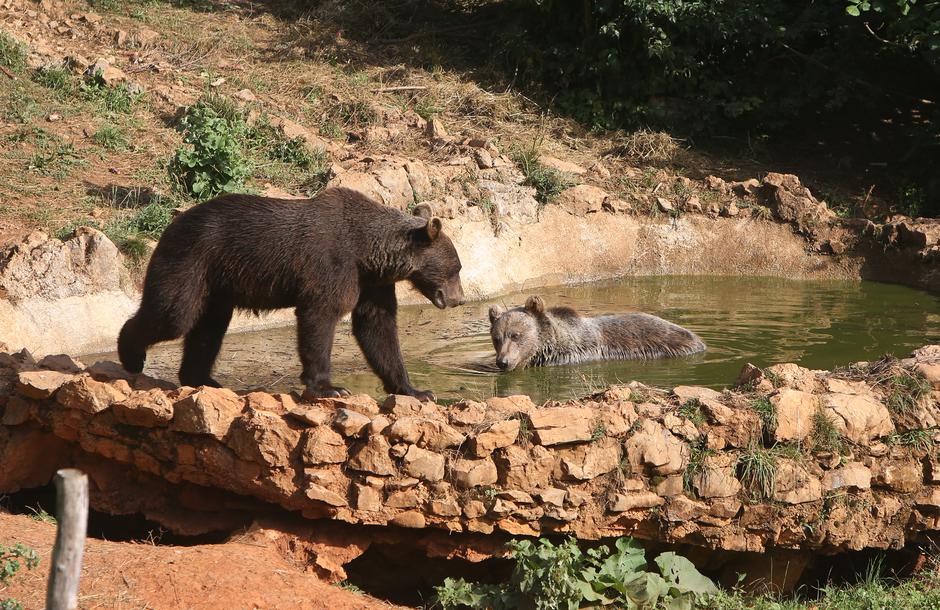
85 276 940 404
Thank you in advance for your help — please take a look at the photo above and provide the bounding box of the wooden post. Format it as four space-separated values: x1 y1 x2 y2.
45 469 88 610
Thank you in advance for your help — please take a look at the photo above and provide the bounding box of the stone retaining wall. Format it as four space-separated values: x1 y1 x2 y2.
2 346 940 556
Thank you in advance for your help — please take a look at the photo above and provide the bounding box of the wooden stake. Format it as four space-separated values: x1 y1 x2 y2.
45 469 88 610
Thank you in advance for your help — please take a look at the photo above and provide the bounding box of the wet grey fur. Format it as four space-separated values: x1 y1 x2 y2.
488 296 705 370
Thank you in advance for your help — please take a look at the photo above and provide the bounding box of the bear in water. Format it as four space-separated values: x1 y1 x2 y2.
118 188 465 401
488 296 705 370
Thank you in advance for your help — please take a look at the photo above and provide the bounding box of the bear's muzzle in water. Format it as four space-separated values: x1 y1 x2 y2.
117 188 464 402
488 295 705 370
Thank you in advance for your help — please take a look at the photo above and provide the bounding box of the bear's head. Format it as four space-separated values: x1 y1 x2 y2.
408 204 465 309
488 295 546 370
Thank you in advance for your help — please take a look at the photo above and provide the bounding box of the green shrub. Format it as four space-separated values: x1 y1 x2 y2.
434 537 716 610
169 96 251 200
512 148 573 205
1 542 39 610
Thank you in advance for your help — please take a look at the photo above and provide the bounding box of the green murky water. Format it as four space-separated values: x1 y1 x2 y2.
86 277 940 403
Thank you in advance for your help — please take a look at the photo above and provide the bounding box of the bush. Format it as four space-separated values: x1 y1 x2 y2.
434 537 716 609
169 96 251 200
1 543 39 610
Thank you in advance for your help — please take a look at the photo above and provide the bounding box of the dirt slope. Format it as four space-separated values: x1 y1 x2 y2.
0 512 407 610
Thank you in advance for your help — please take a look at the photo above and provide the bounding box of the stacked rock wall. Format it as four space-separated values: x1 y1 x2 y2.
2 346 940 556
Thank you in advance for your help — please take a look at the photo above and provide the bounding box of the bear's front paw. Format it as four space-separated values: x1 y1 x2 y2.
411 389 436 403
301 385 351 401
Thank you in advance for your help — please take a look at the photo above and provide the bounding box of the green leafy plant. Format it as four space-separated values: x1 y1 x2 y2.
1 543 39 610
513 148 573 205
169 96 251 200
434 537 716 609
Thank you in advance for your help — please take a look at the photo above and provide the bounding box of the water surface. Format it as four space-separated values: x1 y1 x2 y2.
85 277 940 404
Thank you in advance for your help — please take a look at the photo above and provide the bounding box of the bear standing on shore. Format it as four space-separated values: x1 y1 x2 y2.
488 296 705 370
118 187 465 401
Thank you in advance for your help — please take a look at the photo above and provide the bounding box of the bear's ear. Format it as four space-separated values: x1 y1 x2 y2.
413 203 434 220
488 304 505 324
525 295 546 315
425 217 443 241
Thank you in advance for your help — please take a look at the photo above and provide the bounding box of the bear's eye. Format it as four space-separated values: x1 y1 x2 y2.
509 332 519 341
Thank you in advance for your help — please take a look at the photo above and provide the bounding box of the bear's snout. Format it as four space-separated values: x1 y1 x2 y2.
496 357 509 370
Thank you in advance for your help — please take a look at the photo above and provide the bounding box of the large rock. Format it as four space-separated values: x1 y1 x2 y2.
451 458 498 489
557 438 621 481
609 492 664 512
387 417 465 450
764 363 818 393
692 454 742 498
761 173 836 235
556 184 609 217
822 392 894 444
300 426 347 465
526 407 594 446
478 180 540 224
822 462 872 491
0 228 126 303
773 459 822 504
471 419 519 457
56 376 129 414
227 409 301 467
348 435 396 476
624 419 686 476
16 370 73 399
875 460 922 493
771 389 818 442
402 445 445 482
112 389 174 427
495 445 555 489
171 387 243 438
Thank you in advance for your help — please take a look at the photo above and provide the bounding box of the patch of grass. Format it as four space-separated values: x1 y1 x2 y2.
0 31 27 73
684 439 717 492
513 147 573 205
678 398 706 426
319 120 345 139
336 580 364 594
751 397 777 435
590 420 607 441
887 428 936 452
93 123 129 151
28 142 86 178
886 372 931 415
27 505 56 524
329 99 378 129
763 369 783 388
811 409 844 454
80 74 143 114
737 445 778 500
1 86 40 123
33 65 75 97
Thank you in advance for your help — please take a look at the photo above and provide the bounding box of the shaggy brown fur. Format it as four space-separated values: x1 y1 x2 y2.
118 188 464 401
488 296 705 370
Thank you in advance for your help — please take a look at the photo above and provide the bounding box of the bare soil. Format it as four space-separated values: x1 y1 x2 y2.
0 512 407 610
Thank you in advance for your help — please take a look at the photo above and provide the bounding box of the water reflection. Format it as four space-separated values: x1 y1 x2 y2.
84 277 940 403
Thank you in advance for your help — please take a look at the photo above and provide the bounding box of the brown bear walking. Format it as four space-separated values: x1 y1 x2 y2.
118 188 465 401
488 296 705 370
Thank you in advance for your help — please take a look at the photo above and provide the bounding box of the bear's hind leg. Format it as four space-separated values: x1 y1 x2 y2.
296 303 348 400
178 299 234 388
